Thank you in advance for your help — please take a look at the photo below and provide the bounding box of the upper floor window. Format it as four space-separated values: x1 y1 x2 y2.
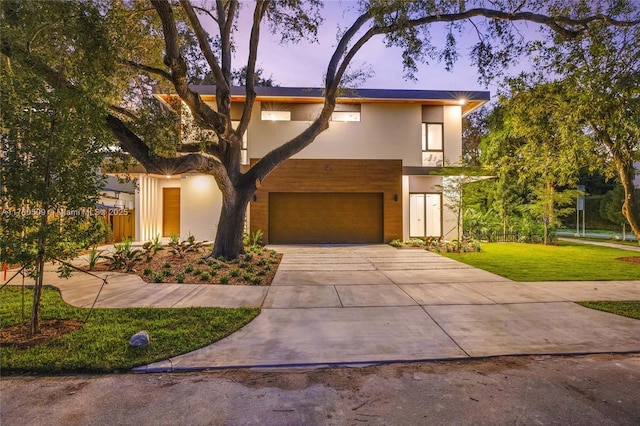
331 111 361 122
261 110 291 121
422 123 443 167
231 120 249 165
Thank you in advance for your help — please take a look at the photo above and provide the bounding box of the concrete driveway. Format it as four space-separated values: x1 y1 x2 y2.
138 245 640 371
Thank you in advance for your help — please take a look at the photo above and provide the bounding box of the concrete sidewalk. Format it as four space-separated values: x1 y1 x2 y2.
3 244 639 371
559 237 640 252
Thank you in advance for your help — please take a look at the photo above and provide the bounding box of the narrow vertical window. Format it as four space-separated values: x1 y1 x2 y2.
232 120 249 165
421 123 444 167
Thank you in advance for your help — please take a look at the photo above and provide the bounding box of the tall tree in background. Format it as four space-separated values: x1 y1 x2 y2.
2 0 639 258
461 106 488 167
532 2 640 242
482 79 589 244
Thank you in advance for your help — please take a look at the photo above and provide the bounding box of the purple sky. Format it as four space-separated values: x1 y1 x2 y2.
219 1 544 100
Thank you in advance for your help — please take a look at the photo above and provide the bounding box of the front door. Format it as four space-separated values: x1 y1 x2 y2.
162 187 180 237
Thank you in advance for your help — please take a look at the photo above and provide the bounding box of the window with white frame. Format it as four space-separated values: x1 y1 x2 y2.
231 121 249 165
331 111 361 122
260 110 291 121
422 123 444 167
409 193 442 238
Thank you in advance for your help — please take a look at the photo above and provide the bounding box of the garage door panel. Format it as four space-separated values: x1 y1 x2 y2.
269 193 383 244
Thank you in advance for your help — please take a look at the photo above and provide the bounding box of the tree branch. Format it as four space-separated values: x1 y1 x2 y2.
151 0 227 134
400 8 640 39
192 5 218 24
237 0 270 138
108 105 138 121
325 11 373 91
121 59 172 80
179 0 228 92
106 114 221 175
177 142 220 157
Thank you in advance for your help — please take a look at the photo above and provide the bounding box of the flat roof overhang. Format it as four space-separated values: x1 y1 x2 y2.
156 86 490 116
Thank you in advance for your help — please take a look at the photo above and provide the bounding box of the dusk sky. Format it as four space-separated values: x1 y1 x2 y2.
220 0 545 100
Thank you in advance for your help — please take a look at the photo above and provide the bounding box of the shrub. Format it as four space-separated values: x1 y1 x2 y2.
219 275 230 284
142 234 164 260
200 272 210 281
257 258 267 267
229 268 240 277
250 276 262 285
152 272 164 283
169 233 207 258
243 229 264 250
143 267 153 276
176 273 185 283
389 239 403 248
184 264 194 273
162 261 171 269
407 238 426 247
196 258 206 265
192 268 202 276
87 246 104 271
162 268 172 277
107 238 143 272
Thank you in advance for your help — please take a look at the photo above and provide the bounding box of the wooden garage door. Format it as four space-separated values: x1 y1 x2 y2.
162 188 180 237
269 192 383 244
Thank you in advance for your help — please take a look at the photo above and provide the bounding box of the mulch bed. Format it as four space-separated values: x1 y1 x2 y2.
0 319 83 350
92 246 281 286
617 256 640 264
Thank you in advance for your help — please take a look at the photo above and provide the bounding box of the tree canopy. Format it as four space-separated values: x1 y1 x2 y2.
2 0 639 257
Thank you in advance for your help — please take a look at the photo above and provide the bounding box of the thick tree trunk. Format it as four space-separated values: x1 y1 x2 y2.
211 189 252 259
615 159 640 245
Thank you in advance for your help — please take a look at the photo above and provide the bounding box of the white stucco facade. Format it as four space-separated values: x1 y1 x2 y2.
126 87 489 244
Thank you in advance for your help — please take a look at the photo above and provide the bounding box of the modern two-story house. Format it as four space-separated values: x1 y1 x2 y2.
124 86 489 245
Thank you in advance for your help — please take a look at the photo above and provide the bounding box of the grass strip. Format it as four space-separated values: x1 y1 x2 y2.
1 286 259 373
577 301 640 320
439 241 640 281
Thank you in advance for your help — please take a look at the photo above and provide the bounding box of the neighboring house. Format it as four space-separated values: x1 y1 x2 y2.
122 86 489 244
97 176 136 242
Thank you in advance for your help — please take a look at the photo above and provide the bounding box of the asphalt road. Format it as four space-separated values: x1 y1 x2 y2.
2 354 640 425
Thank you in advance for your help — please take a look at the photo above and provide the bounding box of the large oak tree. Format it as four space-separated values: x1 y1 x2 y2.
2 0 639 259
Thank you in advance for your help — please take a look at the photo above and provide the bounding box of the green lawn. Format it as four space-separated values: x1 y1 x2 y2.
577 301 640 320
1 286 259 373
440 241 640 281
